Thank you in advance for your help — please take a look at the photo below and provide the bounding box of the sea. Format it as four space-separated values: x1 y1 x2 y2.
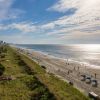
16 44 100 69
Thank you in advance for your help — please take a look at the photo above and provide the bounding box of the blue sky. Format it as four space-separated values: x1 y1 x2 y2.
0 0 100 44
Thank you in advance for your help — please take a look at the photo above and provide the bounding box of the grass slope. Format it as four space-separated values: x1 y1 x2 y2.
0 46 55 100
0 45 90 100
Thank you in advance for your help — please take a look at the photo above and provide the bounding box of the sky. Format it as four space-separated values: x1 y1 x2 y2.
0 0 100 44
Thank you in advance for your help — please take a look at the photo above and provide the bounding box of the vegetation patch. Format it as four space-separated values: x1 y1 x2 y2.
0 45 90 100
0 64 5 76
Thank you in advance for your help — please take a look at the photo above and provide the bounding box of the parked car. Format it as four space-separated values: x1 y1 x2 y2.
86 76 91 84
88 92 99 100
91 80 98 87
80 74 86 81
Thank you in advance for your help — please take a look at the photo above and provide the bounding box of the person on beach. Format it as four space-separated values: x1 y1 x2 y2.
78 72 80 76
78 66 79 71
73 67 75 71
66 59 69 65
95 73 97 79
67 70 70 75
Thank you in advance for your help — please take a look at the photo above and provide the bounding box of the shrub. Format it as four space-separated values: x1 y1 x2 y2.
0 64 5 76
0 53 5 58
27 77 56 100
31 86 56 100
18 59 34 75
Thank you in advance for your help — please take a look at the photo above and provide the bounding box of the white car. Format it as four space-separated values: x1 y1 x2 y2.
91 80 98 87
88 92 99 100
86 77 91 84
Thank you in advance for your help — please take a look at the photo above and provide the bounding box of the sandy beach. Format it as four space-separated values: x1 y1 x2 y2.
17 48 100 97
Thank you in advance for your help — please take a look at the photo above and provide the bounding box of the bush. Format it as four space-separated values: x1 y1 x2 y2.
27 77 56 100
27 77 43 90
0 46 7 53
18 59 34 75
0 53 5 58
31 86 56 100
0 64 5 76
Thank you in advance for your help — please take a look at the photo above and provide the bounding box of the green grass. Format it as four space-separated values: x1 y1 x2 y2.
0 46 32 100
0 45 90 100
0 46 55 100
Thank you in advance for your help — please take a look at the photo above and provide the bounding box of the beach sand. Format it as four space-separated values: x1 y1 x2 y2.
18 48 100 96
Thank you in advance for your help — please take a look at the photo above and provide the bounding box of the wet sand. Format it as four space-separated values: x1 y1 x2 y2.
18 48 100 97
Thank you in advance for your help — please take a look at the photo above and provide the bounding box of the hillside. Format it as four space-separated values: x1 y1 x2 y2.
0 45 89 100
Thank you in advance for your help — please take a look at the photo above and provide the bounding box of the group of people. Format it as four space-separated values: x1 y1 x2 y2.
66 60 97 79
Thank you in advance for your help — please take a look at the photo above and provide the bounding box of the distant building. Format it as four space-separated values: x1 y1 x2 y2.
0 40 7 45
0 40 3 45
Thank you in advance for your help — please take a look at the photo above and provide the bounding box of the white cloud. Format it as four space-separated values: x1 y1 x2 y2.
48 0 81 13
41 23 55 30
48 0 100 24
0 0 12 20
0 0 24 21
46 0 100 41
10 23 37 33
1 0 100 44
0 22 37 33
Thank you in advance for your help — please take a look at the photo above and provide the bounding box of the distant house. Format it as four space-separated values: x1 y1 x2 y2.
0 41 3 45
0 40 7 46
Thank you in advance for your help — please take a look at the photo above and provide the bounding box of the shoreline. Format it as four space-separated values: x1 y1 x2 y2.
16 46 100 96
19 46 100 69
